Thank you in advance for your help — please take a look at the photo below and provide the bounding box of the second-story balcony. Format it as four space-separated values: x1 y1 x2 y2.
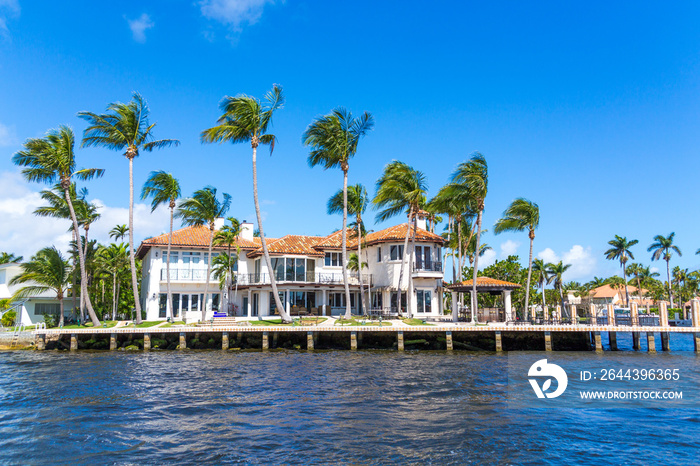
412 261 443 276
161 268 215 282
232 272 372 287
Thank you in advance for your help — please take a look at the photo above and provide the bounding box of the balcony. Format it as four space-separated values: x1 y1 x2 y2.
232 272 372 287
411 261 443 277
160 268 215 282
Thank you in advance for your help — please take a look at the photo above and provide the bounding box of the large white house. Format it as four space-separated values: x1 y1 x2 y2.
136 212 445 321
0 262 74 325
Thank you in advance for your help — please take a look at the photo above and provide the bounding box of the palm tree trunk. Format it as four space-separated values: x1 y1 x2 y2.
623 263 630 307
471 208 483 323
448 216 456 284
666 259 674 309
357 219 367 316
127 157 142 323
525 233 534 321
202 227 214 322
541 281 547 317
59 295 64 328
407 215 418 319
64 187 100 326
166 205 174 320
112 271 117 321
457 217 463 280
341 168 352 319
396 208 413 317
81 227 89 323
252 144 291 323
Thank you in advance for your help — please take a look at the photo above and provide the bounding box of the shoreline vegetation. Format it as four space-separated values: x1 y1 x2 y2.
2 87 697 330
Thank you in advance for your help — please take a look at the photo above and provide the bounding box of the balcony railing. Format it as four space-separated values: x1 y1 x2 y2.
412 261 443 273
233 272 372 286
160 268 215 281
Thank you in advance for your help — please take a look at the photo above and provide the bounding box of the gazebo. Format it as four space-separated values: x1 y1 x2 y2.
448 277 521 323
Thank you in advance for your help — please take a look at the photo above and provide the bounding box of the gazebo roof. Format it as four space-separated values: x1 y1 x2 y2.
448 276 521 292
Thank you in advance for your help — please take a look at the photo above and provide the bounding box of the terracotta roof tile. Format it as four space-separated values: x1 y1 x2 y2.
247 235 325 258
314 224 444 250
449 277 521 289
589 284 647 299
136 225 265 258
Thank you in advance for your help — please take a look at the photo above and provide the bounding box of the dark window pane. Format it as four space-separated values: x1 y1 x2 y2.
286 258 294 281
296 258 305 281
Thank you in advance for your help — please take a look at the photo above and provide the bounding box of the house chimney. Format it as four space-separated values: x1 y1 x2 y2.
240 221 254 241
414 210 428 231
214 217 225 230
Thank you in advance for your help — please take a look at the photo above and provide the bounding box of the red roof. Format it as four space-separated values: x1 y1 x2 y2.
314 224 444 250
247 235 325 258
136 225 265 259
449 277 521 290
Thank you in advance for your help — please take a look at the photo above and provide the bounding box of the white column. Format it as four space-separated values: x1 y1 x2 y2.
322 289 328 316
503 290 512 322
470 290 477 323
285 289 290 315
247 289 252 317
451 291 458 322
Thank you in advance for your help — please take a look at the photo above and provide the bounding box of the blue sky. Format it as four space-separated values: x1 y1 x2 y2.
1 0 699 282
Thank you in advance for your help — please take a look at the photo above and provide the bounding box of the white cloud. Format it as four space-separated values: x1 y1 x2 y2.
650 267 660 275
0 0 19 38
127 13 154 43
0 171 170 260
500 239 520 259
200 0 276 32
536 245 597 282
0 122 18 146
479 249 497 269
537 248 559 264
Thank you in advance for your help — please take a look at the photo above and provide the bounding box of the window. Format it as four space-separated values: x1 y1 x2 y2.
190 294 199 312
286 257 295 281
159 294 167 318
389 245 404 261
290 291 316 310
377 247 382 262
280 258 316 281
211 293 220 311
272 258 284 281
295 258 306 282
415 246 433 270
181 295 189 313
325 252 342 267
371 292 383 309
172 293 180 318
416 290 432 313
254 259 261 281
35 303 60 315
390 291 407 313
269 291 285 314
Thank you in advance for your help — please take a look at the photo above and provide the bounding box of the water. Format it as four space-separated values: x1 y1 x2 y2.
1 335 699 465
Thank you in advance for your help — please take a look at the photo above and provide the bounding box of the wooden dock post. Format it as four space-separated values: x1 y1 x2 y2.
398 331 404 351
70 334 78 351
446 331 453 351
110 333 117 350
350 331 358 350
36 334 45 350
695 333 700 353
143 333 151 351
179 332 186 349
659 301 669 327
307 331 314 351
594 331 603 353
222 332 229 350
262 331 269 350
272 332 278 349
647 333 656 353
358 332 363 346
609 332 618 351
236 332 243 346
495 331 503 352
632 332 641 351
544 331 552 351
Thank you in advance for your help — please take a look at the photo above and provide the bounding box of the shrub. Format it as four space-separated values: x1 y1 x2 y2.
1 310 16 327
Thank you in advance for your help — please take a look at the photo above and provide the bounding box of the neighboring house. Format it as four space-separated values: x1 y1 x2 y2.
136 212 445 321
586 284 654 308
0 263 74 325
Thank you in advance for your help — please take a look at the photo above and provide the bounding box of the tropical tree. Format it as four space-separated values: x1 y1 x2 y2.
141 171 181 320
110 224 129 242
648 232 682 308
200 85 291 323
494 198 540 318
532 258 549 319
546 261 571 318
0 253 22 264
304 108 374 319
604 235 638 307
175 186 231 322
79 93 180 323
451 153 488 322
213 217 242 314
95 243 129 320
328 184 370 315
373 161 428 318
9 247 71 327
347 252 368 273
12 125 103 326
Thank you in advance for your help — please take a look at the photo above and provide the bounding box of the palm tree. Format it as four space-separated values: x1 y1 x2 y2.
648 232 682 308
451 153 488 323
110 224 129 242
12 125 103 326
79 93 180 323
604 235 638 307
0 253 22 264
328 184 370 315
9 247 71 327
347 252 368 273
304 108 374 319
200 85 290 323
373 161 428 319
532 259 549 318
213 217 242 314
141 171 181 320
546 261 571 318
96 243 129 320
494 198 540 319
175 186 231 322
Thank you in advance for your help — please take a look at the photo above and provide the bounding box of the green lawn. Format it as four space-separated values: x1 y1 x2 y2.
401 318 433 326
249 317 327 326
335 317 392 327
161 321 186 328
131 321 164 328
61 320 118 329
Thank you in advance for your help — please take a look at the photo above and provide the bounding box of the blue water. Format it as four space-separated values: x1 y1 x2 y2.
0 336 698 464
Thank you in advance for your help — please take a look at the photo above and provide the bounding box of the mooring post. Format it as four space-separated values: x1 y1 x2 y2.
692 299 700 328
544 331 552 351
143 333 151 351
350 331 358 350
632 332 641 351
236 332 243 346
495 331 503 352
446 331 453 351
262 331 269 350
307 331 314 351
36 334 45 350
594 331 602 353
70 334 78 351
609 331 618 351
109 333 117 350
659 301 669 327
272 332 278 349
647 332 656 353
179 332 186 350
607 303 615 326
398 331 404 351
660 332 670 351
631 302 639 327
222 331 229 350
358 331 363 347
